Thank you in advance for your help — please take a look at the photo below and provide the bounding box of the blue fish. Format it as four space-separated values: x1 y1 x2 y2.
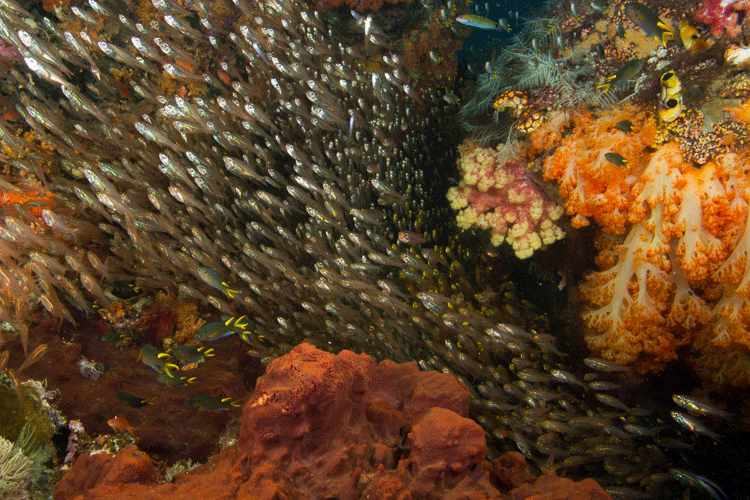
172 345 214 364
156 371 197 387
140 344 179 375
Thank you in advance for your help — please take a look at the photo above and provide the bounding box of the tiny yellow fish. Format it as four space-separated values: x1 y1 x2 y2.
17 344 48 374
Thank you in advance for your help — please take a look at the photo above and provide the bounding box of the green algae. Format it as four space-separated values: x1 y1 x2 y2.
0 375 55 456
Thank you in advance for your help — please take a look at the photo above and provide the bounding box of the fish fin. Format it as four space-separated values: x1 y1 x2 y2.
164 364 180 377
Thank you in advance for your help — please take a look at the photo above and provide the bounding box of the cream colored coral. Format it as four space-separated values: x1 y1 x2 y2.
0 436 33 500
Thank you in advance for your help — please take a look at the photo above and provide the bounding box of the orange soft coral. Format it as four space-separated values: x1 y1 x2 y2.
553 128 750 376
530 103 657 233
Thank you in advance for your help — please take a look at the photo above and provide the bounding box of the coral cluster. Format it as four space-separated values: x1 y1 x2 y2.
447 142 565 258
529 103 657 233
696 0 750 36
52 343 612 500
530 87 750 382
448 0 750 386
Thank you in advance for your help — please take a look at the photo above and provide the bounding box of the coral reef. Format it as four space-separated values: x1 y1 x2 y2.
6 315 262 464
0 0 744 498
447 141 565 258
530 98 750 379
459 16 604 146
53 343 613 500
514 3 750 382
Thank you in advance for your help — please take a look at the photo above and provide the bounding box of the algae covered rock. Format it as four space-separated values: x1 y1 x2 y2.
0 375 55 453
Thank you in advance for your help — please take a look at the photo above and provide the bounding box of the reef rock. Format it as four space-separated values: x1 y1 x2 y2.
53 343 612 500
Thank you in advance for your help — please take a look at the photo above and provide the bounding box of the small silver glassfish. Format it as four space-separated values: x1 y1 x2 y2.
672 395 733 419
670 411 722 440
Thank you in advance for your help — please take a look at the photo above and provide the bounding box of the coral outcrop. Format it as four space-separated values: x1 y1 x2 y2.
53 343 613 500
448 142 565 259
530 101 750 381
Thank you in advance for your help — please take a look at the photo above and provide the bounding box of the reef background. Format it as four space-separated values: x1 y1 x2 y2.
0 0 749 498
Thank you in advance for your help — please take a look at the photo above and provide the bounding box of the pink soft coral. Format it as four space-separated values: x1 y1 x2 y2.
447 143 565 259
696 0 750 37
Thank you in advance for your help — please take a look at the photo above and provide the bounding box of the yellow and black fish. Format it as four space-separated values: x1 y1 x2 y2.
660 70 682 101
605 152 629 167
597 58 644 93
187 395 242 411
615 119 634 133
115 391 155 409
624 2 673 47
659 96 684 123
678 20 708 53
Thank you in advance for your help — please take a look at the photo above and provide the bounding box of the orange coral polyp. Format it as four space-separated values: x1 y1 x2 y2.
533 105 657 233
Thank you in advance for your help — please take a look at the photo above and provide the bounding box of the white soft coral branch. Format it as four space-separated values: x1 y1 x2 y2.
674 171 726 282
583 220 668 364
